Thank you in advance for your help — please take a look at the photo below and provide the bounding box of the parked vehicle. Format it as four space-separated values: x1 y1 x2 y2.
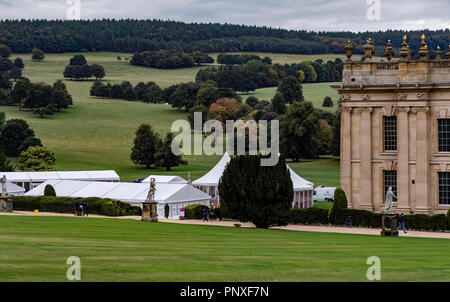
313 186 336 202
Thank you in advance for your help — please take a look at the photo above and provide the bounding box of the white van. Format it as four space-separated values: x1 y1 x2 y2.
313 186 336 202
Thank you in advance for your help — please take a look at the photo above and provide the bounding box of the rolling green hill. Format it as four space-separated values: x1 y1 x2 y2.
2 52 341 186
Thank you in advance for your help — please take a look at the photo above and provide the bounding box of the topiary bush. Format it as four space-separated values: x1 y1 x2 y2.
44 184 56 196
322 96 333 107
12 196 140 216
289 208 329 225
329 188 348 224
184 204 208 219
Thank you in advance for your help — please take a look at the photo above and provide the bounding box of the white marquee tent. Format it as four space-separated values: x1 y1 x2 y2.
0 171 120 192
142 175 187 184
193 153 314 208
5 182 26 196
26 180 211 219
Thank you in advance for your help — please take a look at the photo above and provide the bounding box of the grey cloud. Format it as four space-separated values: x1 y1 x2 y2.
0 0 449 31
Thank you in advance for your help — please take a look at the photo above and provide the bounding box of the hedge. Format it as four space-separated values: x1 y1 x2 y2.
332 209 382 228
288 207 450 231
403 214 447 231
448 208 450 230
289 208 329 225
12 196 141 217
183 204 208 219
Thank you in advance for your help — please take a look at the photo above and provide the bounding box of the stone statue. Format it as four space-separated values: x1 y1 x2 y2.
1 175 8 197
384 186 397 213
146 178 157 202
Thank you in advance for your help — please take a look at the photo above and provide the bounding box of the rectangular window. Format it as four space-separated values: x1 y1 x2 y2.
383 116 397 152
438 119 450 152
383 170 397 203
439 172 450 205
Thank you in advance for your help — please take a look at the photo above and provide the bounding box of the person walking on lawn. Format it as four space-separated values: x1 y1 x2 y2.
82 200 88 217
202 207 209 222
398 213 407 233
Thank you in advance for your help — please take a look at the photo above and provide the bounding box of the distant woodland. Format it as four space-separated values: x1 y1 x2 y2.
1 19 449 55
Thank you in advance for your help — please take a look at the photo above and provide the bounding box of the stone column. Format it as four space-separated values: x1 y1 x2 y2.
360 107 373 210
413 107 430 213
341 107 353 207
396 107 410 212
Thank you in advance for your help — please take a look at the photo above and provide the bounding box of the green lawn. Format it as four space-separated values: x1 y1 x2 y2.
0 216 449 282
241 82 340 112
1 52 341 185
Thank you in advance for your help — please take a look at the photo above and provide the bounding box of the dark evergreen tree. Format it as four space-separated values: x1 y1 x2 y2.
219 154 294 228
322 96 333 107
154 132 187 171
329 188 348 224
130 124 162 169
0 119 35 156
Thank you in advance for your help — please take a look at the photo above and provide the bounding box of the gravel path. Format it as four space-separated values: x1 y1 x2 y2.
2 211 449 239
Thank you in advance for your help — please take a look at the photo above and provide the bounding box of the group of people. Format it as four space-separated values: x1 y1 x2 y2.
74 200 88 217
202 206 218 222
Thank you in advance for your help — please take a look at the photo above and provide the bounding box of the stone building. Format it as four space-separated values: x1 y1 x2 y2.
331 35 450 214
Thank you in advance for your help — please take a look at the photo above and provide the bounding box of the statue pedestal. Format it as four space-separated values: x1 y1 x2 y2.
0 196 13 212
380 213 398 237
142 201 158 222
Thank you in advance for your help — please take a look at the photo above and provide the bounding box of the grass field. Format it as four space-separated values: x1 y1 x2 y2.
241 83 340 112
1 52 341 185
0 215 449 282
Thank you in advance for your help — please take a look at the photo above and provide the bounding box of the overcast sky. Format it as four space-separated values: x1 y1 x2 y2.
0 0 449 32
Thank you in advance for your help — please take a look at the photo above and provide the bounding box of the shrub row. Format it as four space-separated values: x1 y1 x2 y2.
287 207 450 231
332 209 382 228
12 196 141 217
403 214 447 232
289 208 329 225
183 204 208 219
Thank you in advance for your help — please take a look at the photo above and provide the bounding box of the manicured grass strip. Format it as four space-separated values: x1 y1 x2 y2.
0 216 449 281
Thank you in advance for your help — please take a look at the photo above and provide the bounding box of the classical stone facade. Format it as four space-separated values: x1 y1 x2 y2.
331 37 450 214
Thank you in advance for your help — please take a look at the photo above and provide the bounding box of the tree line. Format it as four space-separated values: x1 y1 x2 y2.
195 58 343 93
217 53 272 65
0 19 448 55
131 50 214 69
